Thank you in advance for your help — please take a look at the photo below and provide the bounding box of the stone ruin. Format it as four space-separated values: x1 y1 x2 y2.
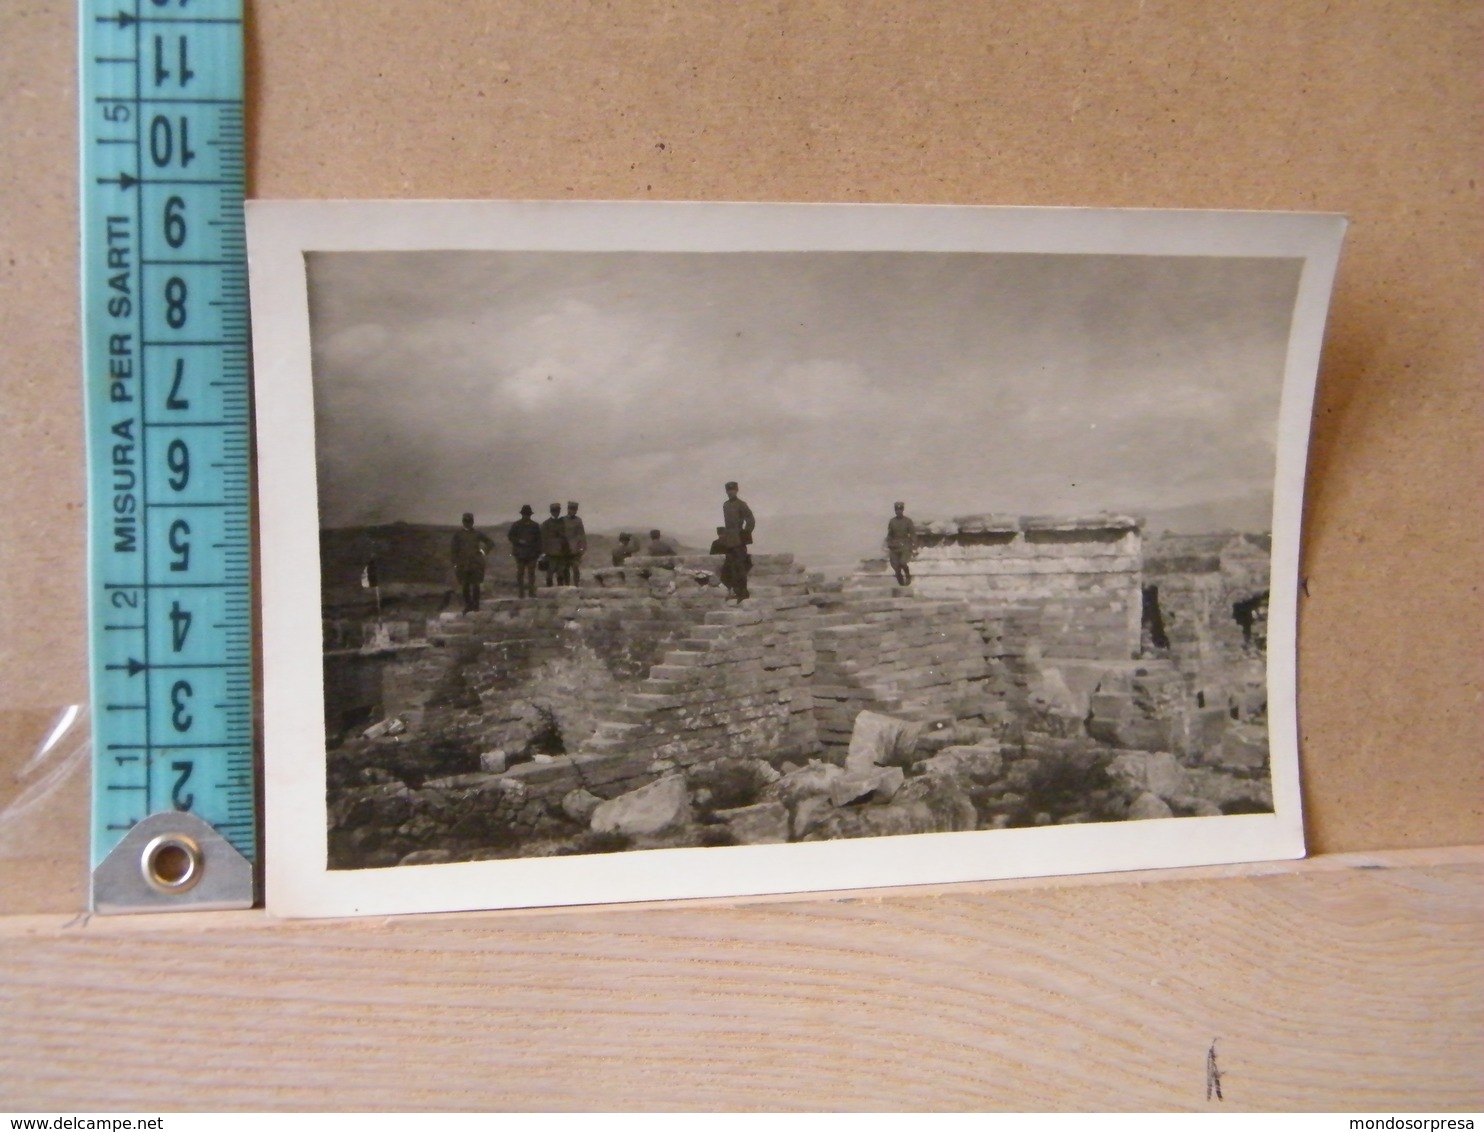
324 516 1275 869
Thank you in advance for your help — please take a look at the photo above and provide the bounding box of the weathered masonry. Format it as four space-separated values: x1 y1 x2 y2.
883 513 1144 661
325 520 1276 867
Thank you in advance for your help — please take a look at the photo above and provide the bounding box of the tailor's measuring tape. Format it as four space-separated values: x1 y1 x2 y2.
80 0 255 912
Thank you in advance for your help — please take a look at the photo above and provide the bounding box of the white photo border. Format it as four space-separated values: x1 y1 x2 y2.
248 200 1344 919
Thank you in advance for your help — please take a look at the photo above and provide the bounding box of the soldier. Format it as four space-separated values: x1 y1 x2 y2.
643 528 678 556
540 502 569 586
562 501 588 587
611 532 638 566
450 512 494 613
721 481 755 601
507 504 543 598
711 526 747 601
886 500 917 587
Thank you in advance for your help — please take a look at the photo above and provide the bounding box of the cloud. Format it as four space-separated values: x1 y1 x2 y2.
305 249 1301 536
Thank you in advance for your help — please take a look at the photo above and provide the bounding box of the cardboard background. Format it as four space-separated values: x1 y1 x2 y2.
1 0 1479 915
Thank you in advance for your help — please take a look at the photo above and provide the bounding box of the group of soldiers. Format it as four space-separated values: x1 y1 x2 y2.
448 483 760 611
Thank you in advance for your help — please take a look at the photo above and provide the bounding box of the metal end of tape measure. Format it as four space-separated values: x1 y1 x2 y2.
94 811 253 913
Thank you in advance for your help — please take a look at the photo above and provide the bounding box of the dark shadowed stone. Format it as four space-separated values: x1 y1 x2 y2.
1185 768 1274 811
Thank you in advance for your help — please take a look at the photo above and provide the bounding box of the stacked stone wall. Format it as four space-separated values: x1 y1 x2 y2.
808 573 995 746
898 514 1143 661
1144 533 1271 723
579 555 821 766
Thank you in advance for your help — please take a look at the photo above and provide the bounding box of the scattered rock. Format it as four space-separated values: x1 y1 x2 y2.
713 801 790 845
1028 668 1080 715
1126 791 1174 820
830 768 888 807
845 711 925 772
765 760 845 806
791 794 834 839
590 774 691 836
480 748 508 774
561 788 603 824
1168 794 1223 818
1004 758 1042 793
1108 751 1189 800
871 765 905 802
1185 767 1273 812
362 716 401 741
809 775 976 841
917 744 1004 786
398 848 453 867
1215 724 1268 769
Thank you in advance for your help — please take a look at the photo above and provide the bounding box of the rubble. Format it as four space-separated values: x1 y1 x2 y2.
323 528 1277 869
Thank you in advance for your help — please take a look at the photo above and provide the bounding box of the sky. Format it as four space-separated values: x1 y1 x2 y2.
305 249 1301 565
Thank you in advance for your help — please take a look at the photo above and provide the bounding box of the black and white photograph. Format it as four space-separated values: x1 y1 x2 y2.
249 201 1343 918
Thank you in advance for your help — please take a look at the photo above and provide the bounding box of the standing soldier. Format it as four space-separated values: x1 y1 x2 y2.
721 481 755 601
562 501 588 587
507 504 543 598
450 512 494 613
886 500 917 587
710 527 747 601
540 502 569 586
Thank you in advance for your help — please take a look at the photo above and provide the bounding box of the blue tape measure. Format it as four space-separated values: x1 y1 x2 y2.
80 0 255 912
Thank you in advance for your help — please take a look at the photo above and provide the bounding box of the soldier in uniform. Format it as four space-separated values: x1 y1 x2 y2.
885 500 917 587
643 529 677 556
710 526 747 601
611 532 638 566
540 502 570 586
721 481 755 601
450 512 494 613
562 501 588 587
507 504 543 598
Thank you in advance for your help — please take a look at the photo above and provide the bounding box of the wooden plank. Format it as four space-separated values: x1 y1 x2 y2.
1 847 1478 1111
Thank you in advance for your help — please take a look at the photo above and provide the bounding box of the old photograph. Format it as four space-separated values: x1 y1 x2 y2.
250 202 1343 917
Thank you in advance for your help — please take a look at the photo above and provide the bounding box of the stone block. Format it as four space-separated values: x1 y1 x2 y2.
845 711 926 771
1108 751 1189 800
917 744 1004 786
561 788 603 824
713 801 790 845
590 774 691 836
1215 725 1268 769
1126 791 1174 821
